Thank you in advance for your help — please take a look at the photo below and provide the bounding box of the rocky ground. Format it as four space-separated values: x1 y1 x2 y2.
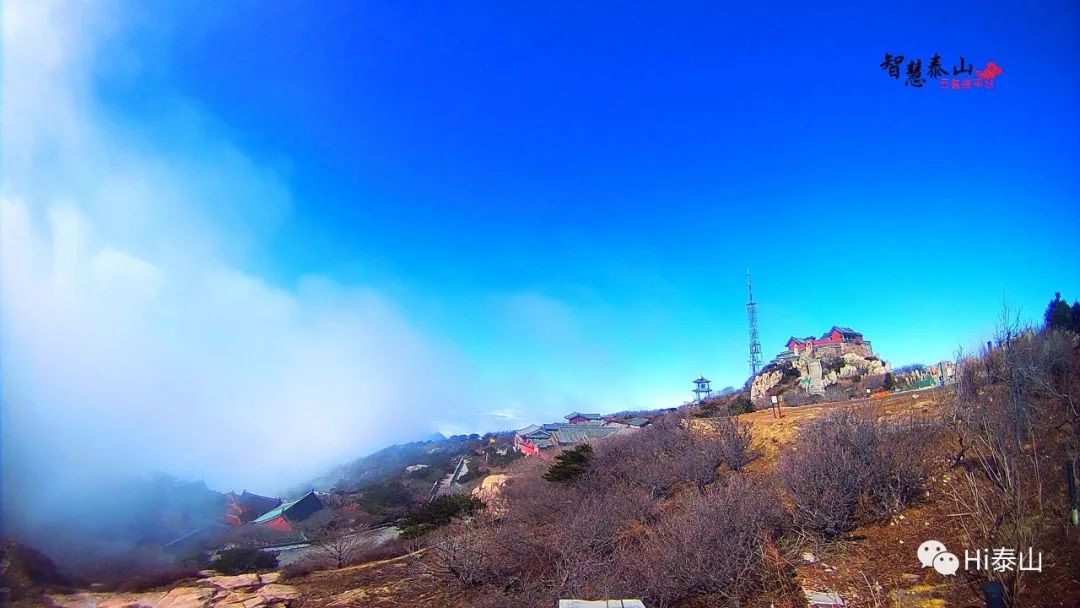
46 572 300 608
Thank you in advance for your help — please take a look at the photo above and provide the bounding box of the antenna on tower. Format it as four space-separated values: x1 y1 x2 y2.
746 269 763 378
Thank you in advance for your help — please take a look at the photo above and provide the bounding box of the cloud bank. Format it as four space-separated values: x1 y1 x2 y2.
0 0 500 530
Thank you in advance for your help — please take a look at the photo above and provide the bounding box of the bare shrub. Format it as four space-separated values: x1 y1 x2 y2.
589 419 683 498
220 520 297 549
351 537 411 564
280 554 331 580
779 409 930 538
712 415 758 472
311 531 366 569
545 485 655 598
863 373 886 392
782 391 817 406
944 309 1080 603
423 413 777 606
621 476 783 607
296 508 373 568
420 516 505 587
589 413 759 497
822 385 851 402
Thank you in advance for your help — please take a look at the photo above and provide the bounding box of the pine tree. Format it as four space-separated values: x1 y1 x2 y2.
1070 300 1080 334
544 443 593 483
1044 292 1070 331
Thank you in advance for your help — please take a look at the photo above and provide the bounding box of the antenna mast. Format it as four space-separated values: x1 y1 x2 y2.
746 269 763 377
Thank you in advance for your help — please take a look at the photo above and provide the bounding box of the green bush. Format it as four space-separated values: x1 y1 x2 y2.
1044 292 1070 331
543 443 593 483
355 481 414 516
780 364 802 383
209 547 278 575
401 494 484 538
823 357 844 374
729 394 754 414
485 446 524 468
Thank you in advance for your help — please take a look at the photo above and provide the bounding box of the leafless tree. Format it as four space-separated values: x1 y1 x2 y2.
297 510 372 569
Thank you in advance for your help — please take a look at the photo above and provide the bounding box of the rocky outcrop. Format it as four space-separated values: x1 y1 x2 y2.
1 540 73 602
47 573 299 608
807 360 824 395
837 353 888 378
750 369 783 401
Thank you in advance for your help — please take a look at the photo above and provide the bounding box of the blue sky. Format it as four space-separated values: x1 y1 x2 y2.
131 1 1078 377
2 0 1078 492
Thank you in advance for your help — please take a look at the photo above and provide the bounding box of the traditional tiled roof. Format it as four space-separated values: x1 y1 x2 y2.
823 326 863 339
564 412 602 420
551 426 620 444
238 491 281 516
252 490 322 524
515 424 542 436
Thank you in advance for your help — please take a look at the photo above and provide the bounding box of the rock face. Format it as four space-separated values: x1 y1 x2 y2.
47 572 300 608
807 360 824 395
750 369 783 401
1 540 73 601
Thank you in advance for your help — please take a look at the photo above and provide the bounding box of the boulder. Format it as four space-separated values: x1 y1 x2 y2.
326 589 370 607
155 586 218 608
215 591 266 608
750 369 783 401
256 584 301 603
47 591 169 608
201 573 262 590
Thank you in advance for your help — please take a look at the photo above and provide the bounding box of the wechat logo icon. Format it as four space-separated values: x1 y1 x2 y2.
918 540 959 576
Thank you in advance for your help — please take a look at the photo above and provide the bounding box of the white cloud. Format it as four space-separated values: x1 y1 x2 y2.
0 0 684 536
0 0 483 516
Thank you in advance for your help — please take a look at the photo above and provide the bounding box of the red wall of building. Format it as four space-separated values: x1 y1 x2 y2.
264 516 292 533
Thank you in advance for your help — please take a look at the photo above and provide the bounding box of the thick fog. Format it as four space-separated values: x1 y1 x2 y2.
0 0 571 551
0 1 690 559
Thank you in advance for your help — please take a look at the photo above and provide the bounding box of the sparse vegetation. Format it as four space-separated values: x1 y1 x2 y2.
208 547 279 575
943 302 1080 603
415 412 787 607
778 409 932 538
400 494 484 538
353 481 415 520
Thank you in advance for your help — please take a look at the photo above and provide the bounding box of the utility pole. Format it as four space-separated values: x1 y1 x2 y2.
747 269 763 378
